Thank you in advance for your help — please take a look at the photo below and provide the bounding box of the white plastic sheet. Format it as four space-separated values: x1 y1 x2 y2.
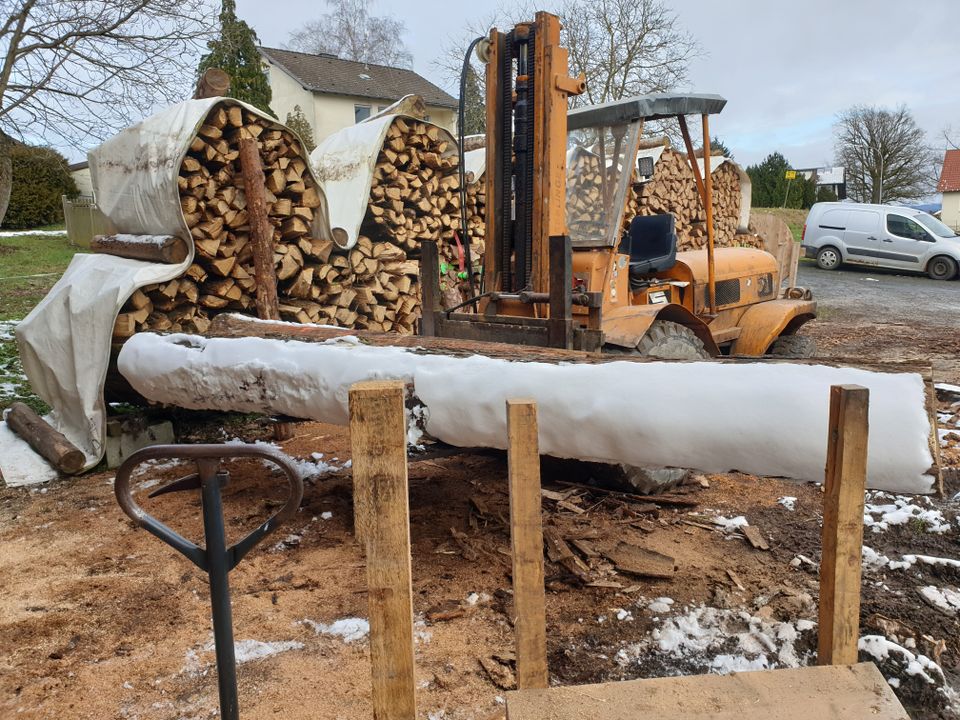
6 98 328 478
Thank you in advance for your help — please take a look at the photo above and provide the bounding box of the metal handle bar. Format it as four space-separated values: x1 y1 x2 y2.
114 444 304 572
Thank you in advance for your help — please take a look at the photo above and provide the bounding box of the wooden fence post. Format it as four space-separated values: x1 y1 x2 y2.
507 399 549 689
348 380 416 719
818 384 869 666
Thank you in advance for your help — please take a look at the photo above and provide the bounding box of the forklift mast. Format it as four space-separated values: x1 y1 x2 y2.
483 13 585 295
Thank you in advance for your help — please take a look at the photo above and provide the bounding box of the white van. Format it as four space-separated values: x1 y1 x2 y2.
801 202 960 280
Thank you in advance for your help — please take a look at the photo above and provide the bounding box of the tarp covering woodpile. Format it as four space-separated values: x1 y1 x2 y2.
7 97 333 472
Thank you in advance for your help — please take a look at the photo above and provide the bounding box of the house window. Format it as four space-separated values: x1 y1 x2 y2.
377 105 389 113
354 104 371 123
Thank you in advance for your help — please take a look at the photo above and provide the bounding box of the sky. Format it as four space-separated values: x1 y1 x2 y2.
236 0 959 170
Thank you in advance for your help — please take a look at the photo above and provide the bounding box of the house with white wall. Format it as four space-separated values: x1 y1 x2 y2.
937 149 960 232
259 47 457 145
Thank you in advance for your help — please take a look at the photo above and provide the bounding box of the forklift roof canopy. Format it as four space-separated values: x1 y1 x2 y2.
567 93 727 130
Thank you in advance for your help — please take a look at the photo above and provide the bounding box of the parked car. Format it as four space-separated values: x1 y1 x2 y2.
801 202 960 280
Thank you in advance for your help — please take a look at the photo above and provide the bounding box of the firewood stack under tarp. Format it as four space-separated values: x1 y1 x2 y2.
110 102 345 334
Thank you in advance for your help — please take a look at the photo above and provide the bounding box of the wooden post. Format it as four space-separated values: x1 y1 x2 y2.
818 384 869 666
419 240 439 336
507 399 549 689
348 380 416 720
5 402 85 474
238 137 280 322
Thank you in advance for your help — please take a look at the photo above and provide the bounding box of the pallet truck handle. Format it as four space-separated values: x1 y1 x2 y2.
114 443 304 571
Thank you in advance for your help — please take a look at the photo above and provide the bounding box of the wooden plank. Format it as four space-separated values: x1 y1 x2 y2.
547 235 573 350
238 137 280 321
818 384 869 666
5 402 85 474
506 399 548 690
419 240 439 336
348 380 416 720
505 663 909 720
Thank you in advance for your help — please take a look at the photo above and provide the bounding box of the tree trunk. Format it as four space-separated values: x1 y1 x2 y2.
0 136 14 226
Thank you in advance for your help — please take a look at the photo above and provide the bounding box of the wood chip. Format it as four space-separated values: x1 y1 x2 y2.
602 542 676 579
478 657 515 690
743 525 770 551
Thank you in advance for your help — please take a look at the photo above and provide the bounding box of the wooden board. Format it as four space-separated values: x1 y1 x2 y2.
818 385 869 665
505 663 908 720
506 399 548 689
348 380 416 720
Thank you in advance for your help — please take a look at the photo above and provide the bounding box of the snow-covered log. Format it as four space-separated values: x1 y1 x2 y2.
117 329 938 494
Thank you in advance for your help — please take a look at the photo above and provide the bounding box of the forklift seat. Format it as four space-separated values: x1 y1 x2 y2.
622 214 678 280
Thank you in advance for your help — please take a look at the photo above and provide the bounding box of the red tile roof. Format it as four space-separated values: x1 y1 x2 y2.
937 149 960 193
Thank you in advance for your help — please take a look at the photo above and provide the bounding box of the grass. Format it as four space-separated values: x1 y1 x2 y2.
0 228 80 413
753 207 808 243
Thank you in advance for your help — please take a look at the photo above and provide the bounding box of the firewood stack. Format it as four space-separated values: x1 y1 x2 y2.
354 117 482 315
112 103 337 334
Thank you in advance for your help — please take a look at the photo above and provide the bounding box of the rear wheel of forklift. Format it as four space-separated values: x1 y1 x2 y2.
767 334 817 359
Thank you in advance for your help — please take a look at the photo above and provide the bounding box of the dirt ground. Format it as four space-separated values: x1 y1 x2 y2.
2 276 960 719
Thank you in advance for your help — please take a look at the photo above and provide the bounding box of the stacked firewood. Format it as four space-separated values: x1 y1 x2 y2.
567 142 743 250
113 108 454 336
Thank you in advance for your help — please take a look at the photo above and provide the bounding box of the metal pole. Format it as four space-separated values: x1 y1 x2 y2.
701 114 716 315
200 461 240 720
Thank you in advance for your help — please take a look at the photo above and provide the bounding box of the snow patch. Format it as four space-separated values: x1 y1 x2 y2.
617 603 816 674
858 635 944 685
777 496 797 511
919 586 960 615
713 515 749 532
224 438 343 479
0 229 66 237
863 492 952 534
301 617 369 643
233 639 303 664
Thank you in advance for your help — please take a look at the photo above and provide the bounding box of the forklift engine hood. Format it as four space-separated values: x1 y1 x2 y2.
658 248 780 314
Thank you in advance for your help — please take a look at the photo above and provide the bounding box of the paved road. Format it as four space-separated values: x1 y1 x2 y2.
797 259 960 328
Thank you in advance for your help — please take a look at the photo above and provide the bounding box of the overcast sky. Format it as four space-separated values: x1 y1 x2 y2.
237 0 958 172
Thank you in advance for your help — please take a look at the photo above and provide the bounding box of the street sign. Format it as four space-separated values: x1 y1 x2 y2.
785 170 797 180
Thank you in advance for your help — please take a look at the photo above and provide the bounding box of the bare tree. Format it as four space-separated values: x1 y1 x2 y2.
287 0 413 68
0 0 214 150
560 0 699 108
834 105 937 204
434 0 699 139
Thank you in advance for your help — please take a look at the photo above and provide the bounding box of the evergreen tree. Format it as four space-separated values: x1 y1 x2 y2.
197 0 275 117
708 136 732 159
2 144 77 229
285 105 316 152
747 152 795 208
461 66 485 136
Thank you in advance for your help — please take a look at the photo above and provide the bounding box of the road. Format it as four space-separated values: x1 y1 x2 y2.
797 259 960 327
795 259 960 378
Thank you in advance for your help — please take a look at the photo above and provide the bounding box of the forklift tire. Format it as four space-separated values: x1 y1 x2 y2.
634 320 711 360
767 334 817 359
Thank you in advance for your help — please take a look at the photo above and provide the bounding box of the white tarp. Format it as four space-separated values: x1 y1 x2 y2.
4 98 328 479
118 331 937 494
309 100 457 251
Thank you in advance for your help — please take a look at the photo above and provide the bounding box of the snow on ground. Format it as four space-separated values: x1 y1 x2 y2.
300 617 369 643
777 496 797 511
615 599 817 675
712 515 749 532
864 547 960 572
919 586 960 615
183 636 303 675
0 320 17 341
863 491 953 534
859 635 945 686
224 438 345 479
0 229 66 237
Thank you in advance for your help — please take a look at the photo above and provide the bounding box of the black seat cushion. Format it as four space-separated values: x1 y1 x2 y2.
622 214 678 278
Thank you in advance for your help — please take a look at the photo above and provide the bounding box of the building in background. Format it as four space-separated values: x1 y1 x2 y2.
797 166 846 199
69 161 93 196
259 47 457 145
937 149 960 231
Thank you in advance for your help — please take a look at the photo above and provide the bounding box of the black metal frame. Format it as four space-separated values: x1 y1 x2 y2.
420 238 603 352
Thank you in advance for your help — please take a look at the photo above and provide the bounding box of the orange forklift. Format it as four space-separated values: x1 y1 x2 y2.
420 11 816 359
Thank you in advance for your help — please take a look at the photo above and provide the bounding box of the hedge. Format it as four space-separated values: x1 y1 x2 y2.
2 144 78 229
